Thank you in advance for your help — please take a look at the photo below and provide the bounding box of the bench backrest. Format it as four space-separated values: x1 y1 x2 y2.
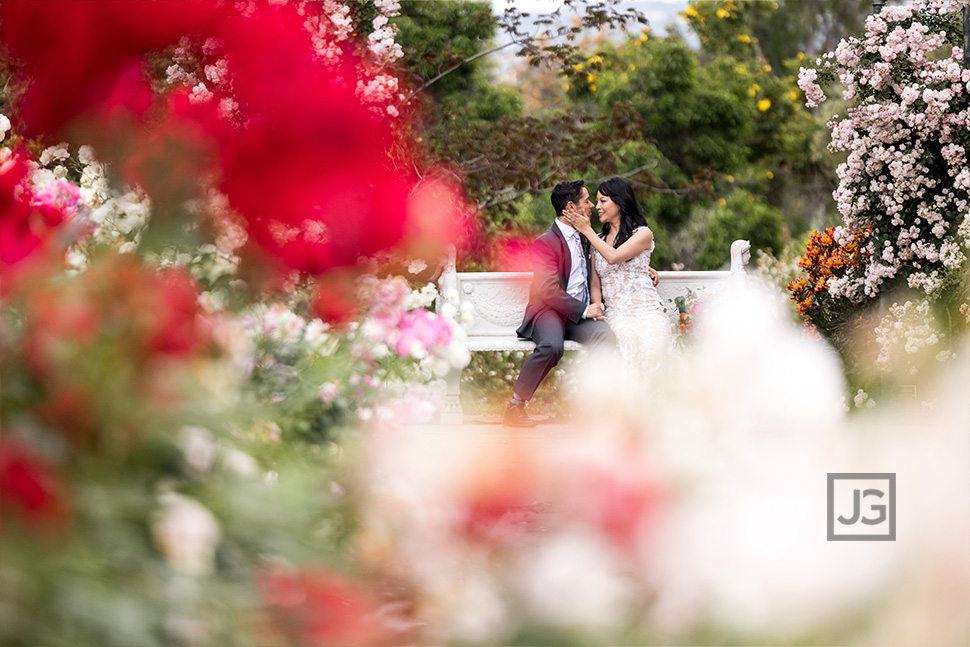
436 241 750 345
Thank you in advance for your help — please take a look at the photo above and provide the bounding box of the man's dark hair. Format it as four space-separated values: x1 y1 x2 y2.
550 180 585 217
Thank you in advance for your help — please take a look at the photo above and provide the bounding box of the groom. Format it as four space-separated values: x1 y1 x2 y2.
503 179 616 427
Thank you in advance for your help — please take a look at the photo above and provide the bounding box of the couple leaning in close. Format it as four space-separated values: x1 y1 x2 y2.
504 177 673 428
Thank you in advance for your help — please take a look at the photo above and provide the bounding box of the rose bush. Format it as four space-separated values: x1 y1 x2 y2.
792 0 970 386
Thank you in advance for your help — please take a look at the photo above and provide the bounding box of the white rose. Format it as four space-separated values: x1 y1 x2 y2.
39 142 70 167
78 145 97 166
151 492 221 576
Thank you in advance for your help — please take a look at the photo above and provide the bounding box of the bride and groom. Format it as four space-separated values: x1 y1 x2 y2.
504 177 671 428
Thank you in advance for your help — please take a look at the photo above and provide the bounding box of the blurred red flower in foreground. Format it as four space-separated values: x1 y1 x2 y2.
19 257 212 448
402 173 477 263
24 258 207 375
0 439 70 532
0 0 217 138
257 567 383 647
216 7 410 275
2 0 466 292
492 234 535 272
312 274 361 330
146 267 209 357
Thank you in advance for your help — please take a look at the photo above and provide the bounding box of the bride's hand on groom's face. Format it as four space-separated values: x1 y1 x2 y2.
562 205 590 232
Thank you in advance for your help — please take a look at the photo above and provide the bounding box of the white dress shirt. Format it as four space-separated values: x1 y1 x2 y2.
555 219 589 307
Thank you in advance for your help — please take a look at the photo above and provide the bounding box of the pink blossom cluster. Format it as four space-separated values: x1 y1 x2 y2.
797 68 826 107
302 0 355 67
802 2 970 302
873 298 942 371
357 0 406 117
31 179 87 221
357 74 403 117
917 0 970 12
295 0 411 116
394 308 453 359
358 275 463 364
367 3 404 64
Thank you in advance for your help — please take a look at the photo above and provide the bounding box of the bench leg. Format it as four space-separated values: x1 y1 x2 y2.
439 366 463 425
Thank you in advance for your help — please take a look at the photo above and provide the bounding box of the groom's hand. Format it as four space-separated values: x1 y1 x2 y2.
649 267 659 286
584 302 605 320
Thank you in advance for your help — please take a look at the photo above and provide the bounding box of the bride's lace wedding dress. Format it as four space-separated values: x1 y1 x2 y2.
593 227 672 384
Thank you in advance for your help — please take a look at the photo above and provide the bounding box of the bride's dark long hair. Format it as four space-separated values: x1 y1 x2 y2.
597 177 648 248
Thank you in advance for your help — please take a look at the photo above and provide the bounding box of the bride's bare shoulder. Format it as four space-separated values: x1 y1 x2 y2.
631 227 654 243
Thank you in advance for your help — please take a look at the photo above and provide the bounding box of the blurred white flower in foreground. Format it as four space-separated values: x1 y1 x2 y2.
151 491 221 576
357 280 970 644
514 529 635 633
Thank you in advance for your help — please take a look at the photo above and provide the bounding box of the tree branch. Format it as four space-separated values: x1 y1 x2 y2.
403 1 647 103
478 161 662 210
407 40 519 101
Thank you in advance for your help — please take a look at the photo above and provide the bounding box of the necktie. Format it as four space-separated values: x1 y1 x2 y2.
573 232 588 304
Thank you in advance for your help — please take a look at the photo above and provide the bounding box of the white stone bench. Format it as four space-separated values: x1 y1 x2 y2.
435 240 751 423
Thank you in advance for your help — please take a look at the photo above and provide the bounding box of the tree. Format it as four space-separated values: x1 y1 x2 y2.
390 0 652 263
565 1 821 269
692 190 784 270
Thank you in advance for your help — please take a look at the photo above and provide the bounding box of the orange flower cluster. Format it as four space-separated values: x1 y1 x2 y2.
678 311 691 333
787 226 870 318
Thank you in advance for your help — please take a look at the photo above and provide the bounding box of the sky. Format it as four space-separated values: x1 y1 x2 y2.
490 0 690 33
487 0 692 80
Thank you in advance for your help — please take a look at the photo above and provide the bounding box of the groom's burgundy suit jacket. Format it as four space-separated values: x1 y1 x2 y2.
515 223 592 341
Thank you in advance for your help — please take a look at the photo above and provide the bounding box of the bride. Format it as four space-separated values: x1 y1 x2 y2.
562 177 672 384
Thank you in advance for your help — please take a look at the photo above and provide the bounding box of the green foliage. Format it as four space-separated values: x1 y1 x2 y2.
392 0 848 271
694 189 784 270
560 1 841 268
394 0 497 98
393 0 656 247
684 0 870 71
601 37 752 175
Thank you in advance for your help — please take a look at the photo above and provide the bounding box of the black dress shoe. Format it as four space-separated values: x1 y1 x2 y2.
503 401 538 427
